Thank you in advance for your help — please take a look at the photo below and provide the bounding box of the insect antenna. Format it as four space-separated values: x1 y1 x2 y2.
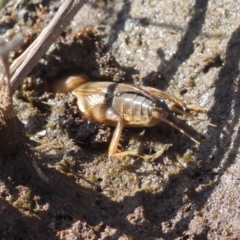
170 105 216 128
152 110 200 145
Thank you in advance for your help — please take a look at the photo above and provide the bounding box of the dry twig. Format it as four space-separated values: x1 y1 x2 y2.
0 34 24 150
0 0 86 182
0 34 49 182
10 0 85 91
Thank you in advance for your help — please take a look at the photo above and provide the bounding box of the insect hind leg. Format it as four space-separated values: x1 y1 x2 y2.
89 104 124 157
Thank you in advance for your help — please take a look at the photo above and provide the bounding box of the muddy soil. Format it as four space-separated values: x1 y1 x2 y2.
1 0 240 239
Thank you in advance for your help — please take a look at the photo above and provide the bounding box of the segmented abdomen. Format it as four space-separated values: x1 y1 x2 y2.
112 93 154 126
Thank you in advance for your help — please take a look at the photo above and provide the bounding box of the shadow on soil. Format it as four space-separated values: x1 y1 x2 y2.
2 0 240 239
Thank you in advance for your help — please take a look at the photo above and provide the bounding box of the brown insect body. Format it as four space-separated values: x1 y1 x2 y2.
73 81 166 127
62 75 206 157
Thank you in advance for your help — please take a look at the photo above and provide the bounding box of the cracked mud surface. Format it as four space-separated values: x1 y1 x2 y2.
1 0 240 239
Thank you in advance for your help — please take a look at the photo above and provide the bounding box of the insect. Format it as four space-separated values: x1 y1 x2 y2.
55 74 208 158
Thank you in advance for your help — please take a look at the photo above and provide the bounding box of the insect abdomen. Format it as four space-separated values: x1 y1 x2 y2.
112 93 154 126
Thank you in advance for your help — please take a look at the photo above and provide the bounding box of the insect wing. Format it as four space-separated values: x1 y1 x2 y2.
72 82 111 97
142 86 186 109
